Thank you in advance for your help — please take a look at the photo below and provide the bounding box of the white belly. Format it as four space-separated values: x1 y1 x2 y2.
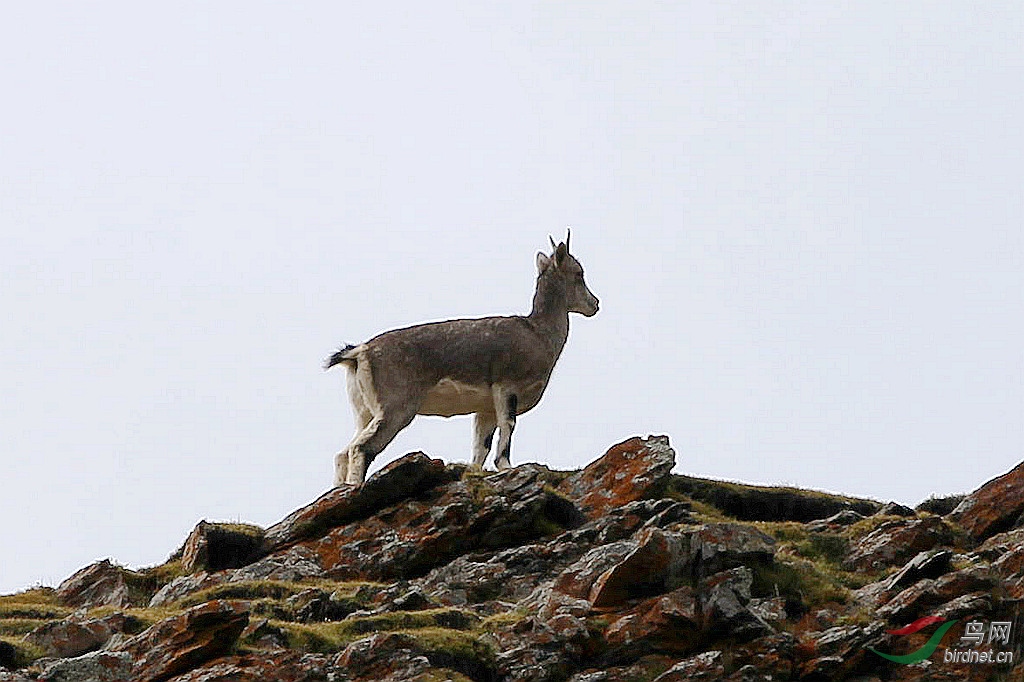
419 379 493 417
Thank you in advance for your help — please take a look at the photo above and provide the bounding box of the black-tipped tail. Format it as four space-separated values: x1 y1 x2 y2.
324 344 358 370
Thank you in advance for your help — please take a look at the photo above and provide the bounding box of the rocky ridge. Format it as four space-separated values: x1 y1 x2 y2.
2 435 1023 681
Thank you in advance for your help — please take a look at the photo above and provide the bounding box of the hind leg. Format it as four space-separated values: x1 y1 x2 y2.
336 410 371 487
335 370 373 487
346 405 419 484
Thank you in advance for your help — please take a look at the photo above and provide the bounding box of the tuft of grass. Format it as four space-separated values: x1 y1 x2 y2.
671 475 880 523
674 494 733 523
400 627 495 675
166 579 375 609
757 521 810 544
460 471 498 506
275 620 349 653
0 618 49 636
174 580 306 608
270 608 481 654
214 522 265 537
842 515 905 542
796 533 848 565
480 608 529 630
0 588 59 608
0 601 72 621
138 559 186 589
751 555 851 609
915 494 965 516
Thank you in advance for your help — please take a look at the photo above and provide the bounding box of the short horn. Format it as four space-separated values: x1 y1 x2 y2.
549 235 557 251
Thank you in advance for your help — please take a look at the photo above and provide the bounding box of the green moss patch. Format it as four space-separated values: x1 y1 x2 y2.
267 611 495 681
272 607 480 652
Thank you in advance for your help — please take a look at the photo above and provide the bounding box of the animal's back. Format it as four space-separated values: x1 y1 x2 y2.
365 315 552 385
357 315 554 417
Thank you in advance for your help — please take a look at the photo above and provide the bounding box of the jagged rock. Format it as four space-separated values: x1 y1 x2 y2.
699 567 773 642
181 522 265 574
651 650 725 681
495 645 573 682
335 633 431 680
35 651 132 682
568 499 692 546
589 528 690 607
418 503 687 607
149 546 324 608
488 588 594 681
806 509 865 532
284 587 360 622
17 439 1024 682
885 549 954 591
262 452 459 552
729 633 797 680
878 501 916 517
798 655 845 681
798 623 884 681
557 436 675 518
165 651 337 682
813 626 863 656
23 613 119 658
0 669 32 682
114 600 249 682
689 523 776 578
239 618 289 650
748 597 787 624
291 464 579 581
567 656 676 682
981 529 1024 597
949 459 1024 541
841 517 954 572
878 564 996 622
552 541 637 600
55 560 134 609
931 592 993 621
229 546 325 582
915 494 965 516
338 632 490 682
149 574 221 608
415 537 589 607
603 586 701 660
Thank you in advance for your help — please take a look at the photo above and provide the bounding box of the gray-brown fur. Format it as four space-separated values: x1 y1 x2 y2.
327 236 599 485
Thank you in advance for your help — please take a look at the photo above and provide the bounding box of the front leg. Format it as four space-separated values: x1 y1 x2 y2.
472 411 497 468
492 387 518 471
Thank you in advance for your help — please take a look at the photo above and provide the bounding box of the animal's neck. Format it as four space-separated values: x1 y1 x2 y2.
528 269 570 351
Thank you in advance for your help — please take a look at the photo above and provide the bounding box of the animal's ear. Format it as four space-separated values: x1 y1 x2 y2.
536 251 551 273
554 241 568 266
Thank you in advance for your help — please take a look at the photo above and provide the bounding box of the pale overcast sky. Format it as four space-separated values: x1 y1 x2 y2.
2 3 1022 594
